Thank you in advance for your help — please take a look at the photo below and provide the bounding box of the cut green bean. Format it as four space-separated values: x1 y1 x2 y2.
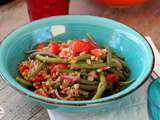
58 69 74 73
35 55 68 63
107 47 112 65
79 84 97 91
92 74 108 99
25 49 39 54
80 72 88 76
114 57 128 69
120 80 134 86
16 76 33 87
123 71 129 77
71 63 107 69
79 80 99 85
113 53 124 60
54 81 61 89
86 33 95 41
112 58 123 69
73 54 91 62
124 66 130 72
27 62 45 79
28 52 58 59
79 90 89 96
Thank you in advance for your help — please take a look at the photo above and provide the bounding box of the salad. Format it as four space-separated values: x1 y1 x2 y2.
16 34 133 100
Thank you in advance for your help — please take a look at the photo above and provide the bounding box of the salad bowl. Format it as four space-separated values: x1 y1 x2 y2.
0 15 154 112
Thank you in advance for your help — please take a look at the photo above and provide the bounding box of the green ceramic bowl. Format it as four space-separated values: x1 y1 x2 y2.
0 15 154 112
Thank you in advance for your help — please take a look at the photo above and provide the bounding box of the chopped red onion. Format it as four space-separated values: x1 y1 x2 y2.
60 75 81 81
97 66 111 72
54 89 64 100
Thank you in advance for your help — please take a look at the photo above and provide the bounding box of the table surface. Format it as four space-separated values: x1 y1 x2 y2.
0 0 160 120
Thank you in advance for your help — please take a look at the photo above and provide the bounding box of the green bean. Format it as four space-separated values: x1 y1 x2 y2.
27 62 45 79
123 71 129 77
16 76 33 87
79 84 97 91
71 63 107 69
47 78 52 82
124 67 130 73
120 80 134 86
74 97 83 100
80 72 88 76
113 53 124 60
79 80 99 85
54 81 61 89
79 90 89 96
107 47 112 65
86 33 95 41
73 54 91 62
58 69 74 73
92 73 108 99
112 58 123 69
25 49 39 54
114 56 128 69
35 55 68 63
28 52 58 59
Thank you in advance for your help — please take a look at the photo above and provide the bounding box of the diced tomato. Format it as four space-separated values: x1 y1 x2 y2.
105 73 119 83
90 49 102 57
32 75 44 82
61 42 69 48
19 64 28 73
34 88 48 96
50 64 68 73
36 42 46 49
69 39 98 54
48 42 60 55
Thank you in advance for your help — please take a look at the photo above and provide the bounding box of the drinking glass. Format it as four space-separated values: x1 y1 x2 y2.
26 0 70 21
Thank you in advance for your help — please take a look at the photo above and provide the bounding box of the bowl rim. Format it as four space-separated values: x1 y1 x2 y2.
0 15 155 106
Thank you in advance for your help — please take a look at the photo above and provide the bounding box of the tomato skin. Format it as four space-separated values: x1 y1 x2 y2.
34 88 48 96
50 64 68 73
19 64 28 73
95 0 145 6
69 39 98 54
36 42 46 49
105 73 119 83
61 42 69 48
32 75 44 82
48 42 60 55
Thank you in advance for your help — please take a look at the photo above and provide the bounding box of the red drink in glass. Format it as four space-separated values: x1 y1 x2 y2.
26 0 70 21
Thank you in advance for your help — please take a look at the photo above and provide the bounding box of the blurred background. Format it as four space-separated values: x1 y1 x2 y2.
0 0 160 48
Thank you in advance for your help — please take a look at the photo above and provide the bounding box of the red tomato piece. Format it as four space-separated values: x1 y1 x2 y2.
50 64 68 73
48 42 60 55
36 42 46 49
69 39 98 54
34 88 48 96
105 73 119 83
90 49 102 57
61 42 69 48
32 75 44 82
19 64 28 73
